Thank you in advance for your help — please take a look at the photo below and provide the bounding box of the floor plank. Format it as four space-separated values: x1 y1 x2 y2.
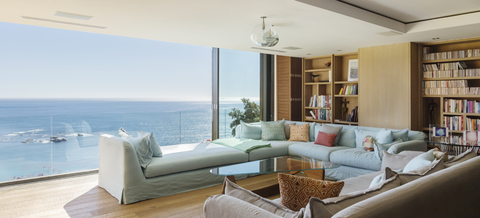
0 173 279 218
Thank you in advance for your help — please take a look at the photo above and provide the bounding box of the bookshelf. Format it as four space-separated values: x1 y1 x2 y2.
422 37 480 138
302 53 359 125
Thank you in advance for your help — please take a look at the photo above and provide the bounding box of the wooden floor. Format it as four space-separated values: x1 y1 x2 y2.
0 173 280 218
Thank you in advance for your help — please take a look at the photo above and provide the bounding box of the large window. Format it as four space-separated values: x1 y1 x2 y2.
0 22 212 182
218 49 261 139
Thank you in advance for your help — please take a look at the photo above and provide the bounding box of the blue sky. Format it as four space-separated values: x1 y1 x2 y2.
0 22 260 102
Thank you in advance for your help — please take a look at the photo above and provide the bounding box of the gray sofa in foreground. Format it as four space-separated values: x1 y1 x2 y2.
204 153 480 218
98 123 426 204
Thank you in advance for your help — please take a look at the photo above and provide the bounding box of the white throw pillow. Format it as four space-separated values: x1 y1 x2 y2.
403 149 436 173
125 135 153 168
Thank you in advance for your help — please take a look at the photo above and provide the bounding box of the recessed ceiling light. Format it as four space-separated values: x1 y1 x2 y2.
282 46 302 50
432 37 440 40
55 11 93 20
337 50 342 52
307 53 311 55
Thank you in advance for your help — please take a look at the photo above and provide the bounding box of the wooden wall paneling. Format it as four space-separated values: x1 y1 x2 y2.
410 43 422 130
276 56 291 120
359 42 415 129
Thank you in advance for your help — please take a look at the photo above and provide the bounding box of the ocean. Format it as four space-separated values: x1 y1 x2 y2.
0 100 245 182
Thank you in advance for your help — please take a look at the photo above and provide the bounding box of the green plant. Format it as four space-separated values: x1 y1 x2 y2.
228 98 260 136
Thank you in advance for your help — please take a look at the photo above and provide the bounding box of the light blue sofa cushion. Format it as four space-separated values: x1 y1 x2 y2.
408 131 427 141
288 142 350 161
125 135 153 169
355 129 378 149
373 138 404 160
144 143 248 178
138 131 163 157
330 148 382 171
337 127 357 148
241 121 262 140
403 149 435 173
392 128 409 142
375 129 393 144
248 141 294 161
261 120 286 141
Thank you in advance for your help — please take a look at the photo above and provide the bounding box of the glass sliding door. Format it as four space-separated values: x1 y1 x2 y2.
218 49 261 139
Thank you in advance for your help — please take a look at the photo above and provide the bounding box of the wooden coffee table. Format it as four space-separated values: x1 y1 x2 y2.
210 155 341 197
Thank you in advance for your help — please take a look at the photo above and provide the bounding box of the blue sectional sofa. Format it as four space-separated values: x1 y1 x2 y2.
98 122 426 204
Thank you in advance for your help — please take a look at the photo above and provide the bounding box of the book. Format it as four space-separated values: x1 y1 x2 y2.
309 110 316 119
339 88 344 95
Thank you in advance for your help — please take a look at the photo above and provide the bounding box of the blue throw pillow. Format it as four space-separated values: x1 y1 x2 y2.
376 129 393 144
138 131 163 157
373 138 403 160
392 128 409 142
241 120 262 140
261 120 286 141
125 135 153 168
403 149 436 172
337 127 357 148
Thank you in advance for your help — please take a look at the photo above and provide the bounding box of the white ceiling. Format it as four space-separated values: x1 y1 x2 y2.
1 0 480 57
341 0 480 23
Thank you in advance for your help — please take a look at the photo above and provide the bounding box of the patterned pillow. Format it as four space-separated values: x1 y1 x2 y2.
288 123 310 142
278 173 344 211
363 135 374 151
261 120 286 140
314 131 337 147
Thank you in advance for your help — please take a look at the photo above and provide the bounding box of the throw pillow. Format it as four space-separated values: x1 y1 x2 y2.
373 138 403 160
362 135 374 151
368 168 403 188
138 131 163 157
118 127 131 138
354 129 378 149
224 178 303 217
314 131 337 147
384 159 445 185
278 173 344 211
392 128 409 142
381 151 422 172
303 122 318 142
284 121 295 139
289 123 310 142
320 124 343 145
444 148 477 167
124 135 153 168
240 121 262 140
337 127 357 148
261 120 286 141
305 174 402 218
375 128 393 144
403 149 436 172
433 148 448 162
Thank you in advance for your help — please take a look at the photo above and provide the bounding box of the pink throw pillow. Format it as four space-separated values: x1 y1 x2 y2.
314 131 337 147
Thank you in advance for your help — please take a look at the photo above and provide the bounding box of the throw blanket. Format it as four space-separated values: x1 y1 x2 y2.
212 138 271 153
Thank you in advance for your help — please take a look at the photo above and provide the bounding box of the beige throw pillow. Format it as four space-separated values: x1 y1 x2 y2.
289 123 310 142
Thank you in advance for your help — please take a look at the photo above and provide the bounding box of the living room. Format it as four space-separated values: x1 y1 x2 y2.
1 0 480 217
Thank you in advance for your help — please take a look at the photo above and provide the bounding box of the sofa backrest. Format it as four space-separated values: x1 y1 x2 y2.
332 156 480 218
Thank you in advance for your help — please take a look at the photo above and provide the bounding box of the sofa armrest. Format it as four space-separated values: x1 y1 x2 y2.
204 195 283 218
98 134 145 203
387 140 427 154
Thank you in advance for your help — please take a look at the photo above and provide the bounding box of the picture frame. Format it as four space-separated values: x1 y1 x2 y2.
348 59 358 81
